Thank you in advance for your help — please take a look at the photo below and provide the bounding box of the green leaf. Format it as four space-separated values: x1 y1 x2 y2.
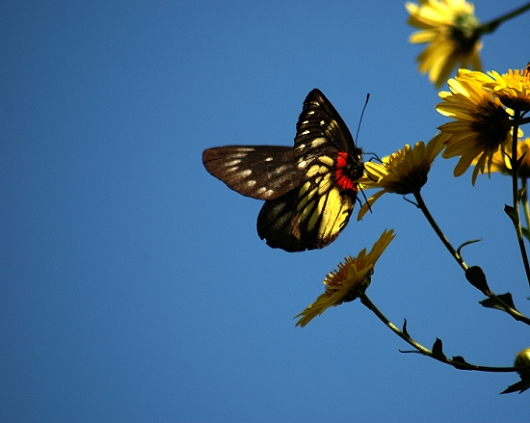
457 239 482 257
451 355 469 370
498 293 515 308
522 227 530 241
504 204 518 225
432 338 446 360
501 378 530 394
402 319 409 337
480 292 516 311
465 266 490 295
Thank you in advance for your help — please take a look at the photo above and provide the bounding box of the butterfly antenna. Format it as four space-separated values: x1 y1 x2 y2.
357 93 371 215
358 185 372 214
357 94 380 162
355 93 370 143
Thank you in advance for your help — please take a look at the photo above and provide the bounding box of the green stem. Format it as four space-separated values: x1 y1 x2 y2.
491 294 530 325
510 111 530 288
360 293 527 373
360 294 431 356
516 116 530 126
522 179 530 232
414 188 530 323
479 1 530 34
413 191 468 271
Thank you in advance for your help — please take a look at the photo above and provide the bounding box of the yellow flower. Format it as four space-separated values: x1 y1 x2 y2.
406 0 482 88
295 229 395 327
437 69 513 185
474 137 530 179
356 134 447 220
481 65 530 112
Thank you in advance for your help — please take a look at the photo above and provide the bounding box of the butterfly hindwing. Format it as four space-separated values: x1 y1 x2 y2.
202 89 364 252
257 173 356 251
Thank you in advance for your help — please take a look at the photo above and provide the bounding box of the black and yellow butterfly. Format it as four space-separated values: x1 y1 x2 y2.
202 89 364 252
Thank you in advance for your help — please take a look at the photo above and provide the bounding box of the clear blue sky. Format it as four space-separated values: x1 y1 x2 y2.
1 1 529 421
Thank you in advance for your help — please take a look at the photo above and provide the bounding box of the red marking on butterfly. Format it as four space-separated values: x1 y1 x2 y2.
335 152 358 192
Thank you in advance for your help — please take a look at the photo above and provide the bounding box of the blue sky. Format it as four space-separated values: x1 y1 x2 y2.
1 1 530 421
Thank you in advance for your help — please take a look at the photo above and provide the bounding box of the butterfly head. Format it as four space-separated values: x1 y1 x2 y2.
335 149 364 193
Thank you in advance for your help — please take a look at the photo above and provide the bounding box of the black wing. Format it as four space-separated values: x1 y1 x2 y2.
294 89 361 172
202 89 364 252
202 146 305 201
256 89 363 251
257 163 357 252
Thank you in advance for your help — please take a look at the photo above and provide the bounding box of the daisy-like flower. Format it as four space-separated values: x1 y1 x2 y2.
480 65 530 112
437 68 514 185
295 229 395 328
406 0 482 88
356 133 447 220
474 137 530 179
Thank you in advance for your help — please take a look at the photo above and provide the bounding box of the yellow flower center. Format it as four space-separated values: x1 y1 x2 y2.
324 258 353 288
323 256 371 303
470 100 511 150
496 67 530 111
388 161 430 195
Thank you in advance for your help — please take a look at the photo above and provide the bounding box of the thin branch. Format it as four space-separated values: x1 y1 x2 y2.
479 1 530 34
360 293 528 373
413 191 468 271
509 110 530 288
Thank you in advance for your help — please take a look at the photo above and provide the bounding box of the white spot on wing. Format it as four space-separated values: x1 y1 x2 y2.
225 159 242 166
256 187 275 198
274 165 288 174
310 137 327 147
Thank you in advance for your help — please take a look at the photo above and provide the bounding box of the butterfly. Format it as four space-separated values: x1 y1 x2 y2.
202 88 364 252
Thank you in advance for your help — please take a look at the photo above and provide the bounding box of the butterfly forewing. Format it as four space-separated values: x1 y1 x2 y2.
294 89 360 169
202 146 305 201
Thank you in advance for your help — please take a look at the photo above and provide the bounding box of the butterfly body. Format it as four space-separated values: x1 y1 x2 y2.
202 89 363 252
